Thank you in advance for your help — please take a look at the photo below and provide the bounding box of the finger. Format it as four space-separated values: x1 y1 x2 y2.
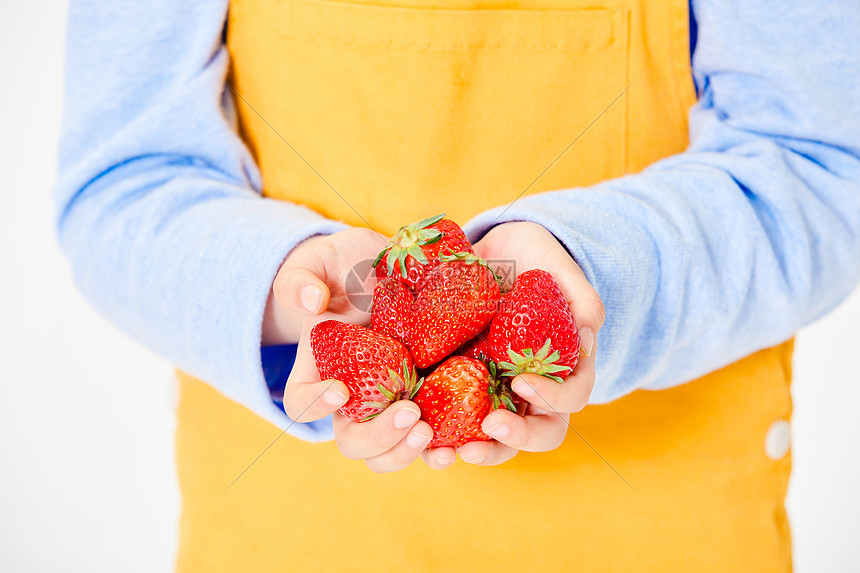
282 331 348 422
544 247 605 352
282 378 349 424
480 406 568 452
421 447 457 470
272 236 333 315
364 421 433 473
332 401 421 460
510 371 593 415
457 439 518 466
273 263 332 315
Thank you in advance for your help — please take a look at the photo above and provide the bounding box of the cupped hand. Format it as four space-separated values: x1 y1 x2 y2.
424 221 605 467
267 226 433 473
262 227 384 347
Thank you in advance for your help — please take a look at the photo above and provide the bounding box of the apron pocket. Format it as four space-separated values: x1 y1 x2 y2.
231 0 630 229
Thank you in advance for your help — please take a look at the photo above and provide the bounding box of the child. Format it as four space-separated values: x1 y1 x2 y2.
56 0 860 570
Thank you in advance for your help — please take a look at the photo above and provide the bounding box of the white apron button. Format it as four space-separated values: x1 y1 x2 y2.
764 420 791 460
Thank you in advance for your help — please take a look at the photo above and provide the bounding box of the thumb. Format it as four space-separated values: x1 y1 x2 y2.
571 290 603 358
283 328 350 423
550 252 604 358
273 264 332 315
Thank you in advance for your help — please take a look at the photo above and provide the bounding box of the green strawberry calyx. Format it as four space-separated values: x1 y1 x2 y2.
372 213 446 279
360 359 424 421
486 361 517 412
438 250 503 285
498 338 570 384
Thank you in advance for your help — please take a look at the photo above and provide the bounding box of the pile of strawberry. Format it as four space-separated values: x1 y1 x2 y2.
311 214 581 448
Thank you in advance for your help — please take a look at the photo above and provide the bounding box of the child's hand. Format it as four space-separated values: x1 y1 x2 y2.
263 227 383 346
266 227 381 423
422 221 605 468
268 227 433 472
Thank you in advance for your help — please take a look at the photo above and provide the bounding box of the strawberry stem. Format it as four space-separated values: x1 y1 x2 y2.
486 360 518 412
411 213 445 230
372 213 447 278
498 339 571 384
439 250 503 285
361 360 421 420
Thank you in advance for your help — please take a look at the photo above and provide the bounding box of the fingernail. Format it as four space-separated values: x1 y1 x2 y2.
463 455 485 464
300 285 323 314
436 455 455 465
485 423 510 439
406 429 430 448
393 407 420 429
323 387 347 406
580 327 594 357
511 378 535 398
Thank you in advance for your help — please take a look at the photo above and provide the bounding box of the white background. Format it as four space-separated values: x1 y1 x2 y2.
2 2 859 572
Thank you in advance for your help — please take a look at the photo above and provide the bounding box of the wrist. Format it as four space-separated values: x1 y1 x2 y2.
262 288 303 346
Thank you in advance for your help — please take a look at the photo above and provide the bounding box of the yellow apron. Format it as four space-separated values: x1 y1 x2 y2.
175 0 794 570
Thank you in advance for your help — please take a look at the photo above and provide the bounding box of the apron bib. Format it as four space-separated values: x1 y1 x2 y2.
175 1 794 570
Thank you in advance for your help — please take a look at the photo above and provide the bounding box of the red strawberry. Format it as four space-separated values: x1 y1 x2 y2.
408 252 501 368
485 270 580 383
458 328 493 362
310 320 422 422
373 214 473 291
370 277 413 346
413 356 516 448
457 292 508 361
459 336 529 414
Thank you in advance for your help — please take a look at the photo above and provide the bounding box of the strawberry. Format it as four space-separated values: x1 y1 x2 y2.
457 292 508 361
373 214 473 291
370 277 413 346
458 328 493 362
310 320 422 422
485 269 580 383
459 333 530 414
413 356 516 448
408 251 501 368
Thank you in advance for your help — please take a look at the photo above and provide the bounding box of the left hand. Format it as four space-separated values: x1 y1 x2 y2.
421 221 605 468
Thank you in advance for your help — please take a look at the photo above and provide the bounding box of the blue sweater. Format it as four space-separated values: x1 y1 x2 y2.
55 0 860 442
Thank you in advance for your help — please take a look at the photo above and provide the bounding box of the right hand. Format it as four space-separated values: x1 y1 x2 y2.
267 227 434 473
419 221 604 468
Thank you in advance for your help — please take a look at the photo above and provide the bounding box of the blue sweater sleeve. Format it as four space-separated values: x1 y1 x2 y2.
54 1 346 440
466 0 860 403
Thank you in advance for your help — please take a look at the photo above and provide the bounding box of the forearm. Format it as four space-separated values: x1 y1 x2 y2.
58 158 344 431
55 0 346 439
468 151 860 402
